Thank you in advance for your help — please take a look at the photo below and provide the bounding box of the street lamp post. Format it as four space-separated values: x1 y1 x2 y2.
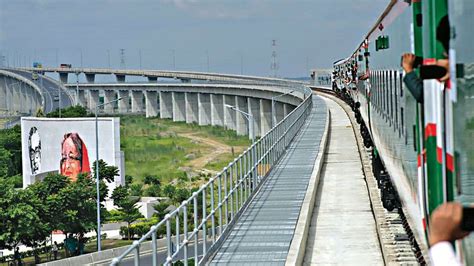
95 97 124 252
224 104 257 188
271 90 295 128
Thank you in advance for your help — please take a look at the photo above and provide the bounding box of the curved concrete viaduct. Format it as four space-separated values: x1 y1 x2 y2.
17 67 307 86
0 70 45 116
65 83 310 138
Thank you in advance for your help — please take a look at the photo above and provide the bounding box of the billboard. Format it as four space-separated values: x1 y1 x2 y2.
21 117 124 194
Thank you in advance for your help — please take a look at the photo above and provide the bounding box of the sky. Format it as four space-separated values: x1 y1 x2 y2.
0 0 388 78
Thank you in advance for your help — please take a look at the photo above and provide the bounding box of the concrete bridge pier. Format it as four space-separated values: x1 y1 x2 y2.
24 88 33 115
117 90 129 113
159 91 173 119
88 90 100 111
211 94 224 126
86 74 95 83
116 74 126 83
248 97 261 138
198 93 211 126
274 101 285 125
235 96 248 136
224 95 236 130
103 90 116 113
131 91 144 113
59 73 68 83
77 90 87 107
0 81 6 112
145 91 158 118
260 99 272 136
172 92 185 122
185 92 198 124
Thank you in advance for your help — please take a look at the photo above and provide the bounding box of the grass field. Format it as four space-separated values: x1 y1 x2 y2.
120 116 251 186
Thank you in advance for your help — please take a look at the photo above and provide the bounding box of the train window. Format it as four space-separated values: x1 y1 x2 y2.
401 107 405 143
390 71 394 124
399 72 403 97
394 71 398 131
389 71 392 121
384 70 387 117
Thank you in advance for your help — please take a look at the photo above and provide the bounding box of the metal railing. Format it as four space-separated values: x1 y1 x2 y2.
111 86 313 266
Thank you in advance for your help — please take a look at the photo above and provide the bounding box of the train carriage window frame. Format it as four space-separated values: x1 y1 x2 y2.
394 70 399 133
399 72 403 97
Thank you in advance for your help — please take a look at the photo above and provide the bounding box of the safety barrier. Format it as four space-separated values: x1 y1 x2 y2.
110 86 313 266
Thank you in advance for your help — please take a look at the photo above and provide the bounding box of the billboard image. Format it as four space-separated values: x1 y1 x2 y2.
21 117 124 193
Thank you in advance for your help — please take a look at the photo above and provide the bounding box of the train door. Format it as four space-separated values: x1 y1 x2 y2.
449 0 474 263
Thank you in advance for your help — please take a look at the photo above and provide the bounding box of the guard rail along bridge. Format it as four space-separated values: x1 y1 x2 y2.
0 67 420 265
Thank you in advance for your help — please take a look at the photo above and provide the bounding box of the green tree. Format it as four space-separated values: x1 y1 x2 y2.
0 179 48 251
46 105 90 118
162 184 176 199
172 188 190 205
153 201 171 220
93 159 120 183
0 125 22 178
143 175 161 186
111 185 143 240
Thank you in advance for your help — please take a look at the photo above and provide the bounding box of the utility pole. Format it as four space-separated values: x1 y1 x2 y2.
120 49 126 69
270 39 279 78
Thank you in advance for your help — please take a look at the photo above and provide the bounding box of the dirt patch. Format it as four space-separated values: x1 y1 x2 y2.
178 132 246 174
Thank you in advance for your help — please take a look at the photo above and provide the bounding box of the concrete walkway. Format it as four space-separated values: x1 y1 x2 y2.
303 98 383 265
209 96 328 265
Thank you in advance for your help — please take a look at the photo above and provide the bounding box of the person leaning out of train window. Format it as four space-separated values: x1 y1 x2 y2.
401 54 450 104
429 202 470 266
402 15 451 104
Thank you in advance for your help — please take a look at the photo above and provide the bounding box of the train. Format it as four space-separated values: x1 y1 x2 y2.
332 0 473 263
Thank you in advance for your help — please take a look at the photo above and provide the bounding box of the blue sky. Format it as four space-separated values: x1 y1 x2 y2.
0 0 387 77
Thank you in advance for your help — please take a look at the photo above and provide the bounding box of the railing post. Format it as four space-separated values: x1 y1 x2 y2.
239 157 243 208
176 213 180 255
193 194 199 266
133 242 140 266
224 168 229 225
151 226 158 266
218 175 223 236
183 202 188 266
166 216 172 265
202 187 207 256
210 179 216 243
229 163 234 219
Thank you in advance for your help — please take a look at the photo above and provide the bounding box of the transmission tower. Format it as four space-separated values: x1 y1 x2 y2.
120 49 126 69
270 39 279 77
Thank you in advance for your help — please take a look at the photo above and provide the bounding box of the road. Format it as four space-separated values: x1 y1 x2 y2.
5 69 73 114
109 240 211 266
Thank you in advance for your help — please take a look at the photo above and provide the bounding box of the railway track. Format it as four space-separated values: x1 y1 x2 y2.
306 89 424 265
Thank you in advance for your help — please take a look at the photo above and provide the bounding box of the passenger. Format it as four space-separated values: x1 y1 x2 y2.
429 202 469 266
402 15 450 103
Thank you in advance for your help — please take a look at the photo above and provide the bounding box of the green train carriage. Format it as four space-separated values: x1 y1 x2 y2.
333 0 474 263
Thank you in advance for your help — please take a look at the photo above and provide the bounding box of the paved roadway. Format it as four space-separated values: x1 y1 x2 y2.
108 240 210 266
209 96 327 265
5 69 73 114
302 98 383 265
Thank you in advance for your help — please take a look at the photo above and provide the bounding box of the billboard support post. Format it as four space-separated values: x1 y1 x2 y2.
95 97 123 252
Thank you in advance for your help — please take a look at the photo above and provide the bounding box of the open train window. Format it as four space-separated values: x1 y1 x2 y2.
392 71 399 132
399 72 403 97
389 71 393 123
